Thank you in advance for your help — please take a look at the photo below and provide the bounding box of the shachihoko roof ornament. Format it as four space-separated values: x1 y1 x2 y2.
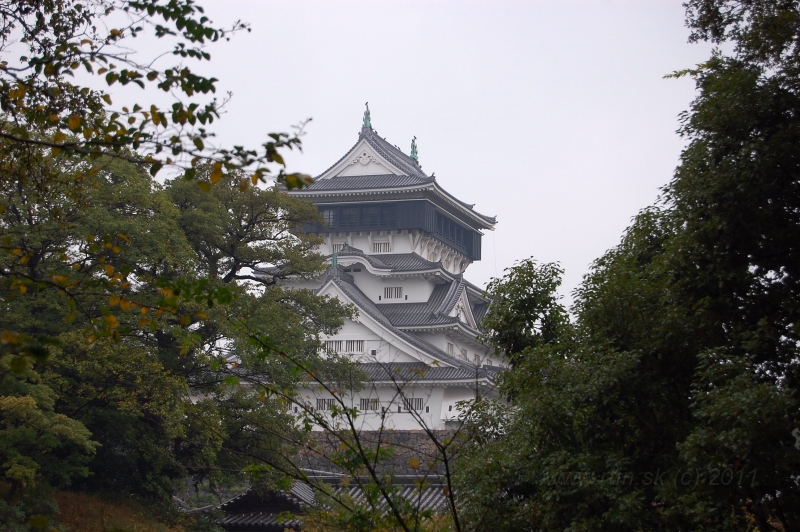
410 136 418 161
363 102 372 129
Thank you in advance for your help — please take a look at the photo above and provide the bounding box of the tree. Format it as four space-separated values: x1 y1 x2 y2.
454 2 800 530
1 0 311 187
0 145 348 528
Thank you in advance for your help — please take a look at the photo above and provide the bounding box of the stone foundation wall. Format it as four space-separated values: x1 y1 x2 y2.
294 430 459 477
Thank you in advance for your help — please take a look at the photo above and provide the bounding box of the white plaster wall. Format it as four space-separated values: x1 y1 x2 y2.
295 384 466 431
351 275 436 304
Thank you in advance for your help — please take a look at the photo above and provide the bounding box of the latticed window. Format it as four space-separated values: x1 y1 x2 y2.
403 397 424 411
316 398 335 411
340 207 359 227
345 340 364 352
359 398 380 411
384 287 403 299
460 348 468 361
324 340 343 353
447 343 455 356
322 209 335 226
332 243 345 253
373 242 390 253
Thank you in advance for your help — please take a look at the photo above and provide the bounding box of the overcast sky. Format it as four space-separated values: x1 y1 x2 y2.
160 1 716 306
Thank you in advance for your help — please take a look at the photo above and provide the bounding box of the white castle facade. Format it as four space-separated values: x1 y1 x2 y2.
283 110 502 431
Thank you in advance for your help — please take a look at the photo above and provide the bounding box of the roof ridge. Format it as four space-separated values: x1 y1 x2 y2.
434 275 465 316
363 130 431 180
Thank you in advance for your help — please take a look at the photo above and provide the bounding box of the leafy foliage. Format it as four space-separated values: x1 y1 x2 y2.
1 0 312 187
455 2 800 530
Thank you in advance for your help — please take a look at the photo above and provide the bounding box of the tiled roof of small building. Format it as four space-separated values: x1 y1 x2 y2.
217 476 452 531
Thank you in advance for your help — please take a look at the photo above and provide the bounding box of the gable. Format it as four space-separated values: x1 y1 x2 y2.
317 139 403 180
317 277 456 367
447 287 478 329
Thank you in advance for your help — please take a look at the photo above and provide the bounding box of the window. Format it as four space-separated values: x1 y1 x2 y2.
473 354 481 366
332 243 345 253
373 242 390 253
380 205 396 227
447 343 455 356
340 207 358 227
345 340 364 352
460 348 468 361
316 398 335 411
384 287 403 299
363 206 380 227
359 398 381 411
324 340 343 353
403 397 424 411
322 209 335 226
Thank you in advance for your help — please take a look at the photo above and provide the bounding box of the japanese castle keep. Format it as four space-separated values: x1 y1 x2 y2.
283 107 503 431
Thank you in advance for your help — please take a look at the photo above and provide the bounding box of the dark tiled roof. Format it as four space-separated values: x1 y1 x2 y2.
472 302 490 324
218 488 305 531
305 174 431 191
376 253 442 272
218 476 451 531
359 362 489 382
334 246 445 274
379 284 456 328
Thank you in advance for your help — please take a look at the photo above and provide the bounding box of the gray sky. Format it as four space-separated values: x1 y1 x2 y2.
167 1 716 305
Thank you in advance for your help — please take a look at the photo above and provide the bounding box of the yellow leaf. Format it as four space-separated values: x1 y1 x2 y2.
104 264 114 276
68 114 82 131
109 294 120 307
251 173 259 185
1 331 19 345
408 458 421 470
116 233 129 242
195 312 208 319
102 94 112 105
139 318 150 327
119 299 131 312
210 162 223 184
48 114 59 122
19 284 27 294
12 247 21 255
141 306 149 316
105 315 119 328
110 29 121 36
64 312 76 324
53 131 66 143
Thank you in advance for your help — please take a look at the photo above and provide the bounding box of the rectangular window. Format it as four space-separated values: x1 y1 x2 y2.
316 398 335 411
332 243 345 253
460 348 468 361
447 343 455 356
362 206 380 227
403 397 424 411
384 287 403 299
345 340 364 352
322 209 336 226
340 207 358 227
359 398 381 411
324 340 343 353
372 242 390 253
473 354 481 366
380 204 396 227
